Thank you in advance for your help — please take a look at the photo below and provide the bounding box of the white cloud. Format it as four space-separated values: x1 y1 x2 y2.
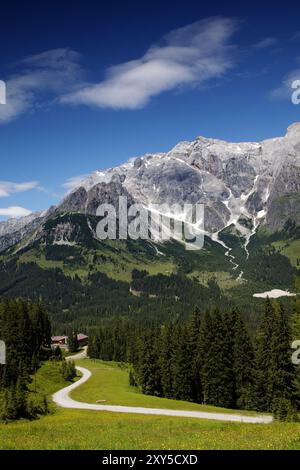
0 206 32 218
253 37 278 50
0 180 39 197
0 49 84 123
62 17 239 110
62 174 89 191
270 62 300 100
292 32 300 40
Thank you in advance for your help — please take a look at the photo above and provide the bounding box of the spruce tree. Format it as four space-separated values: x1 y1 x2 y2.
200 308 234 408
87 335 98 358
222 309 237 407
292 364 300 414
291 297 300 338
136 329 162 396
269 303 294 418
0 298 52 422
68 332 79 353
159 323 175 398
187 307 202 402
233 310 254 409
171 325 193 401
253 298 275 411
199 309 213 404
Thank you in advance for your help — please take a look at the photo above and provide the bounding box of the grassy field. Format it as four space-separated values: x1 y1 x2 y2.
1 407 300 450
187 270 239 290
272 239 300 268
72 359 260 416
0 359 300 450
18 246 176 281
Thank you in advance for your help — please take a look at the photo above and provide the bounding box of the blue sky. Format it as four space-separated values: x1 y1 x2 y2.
0 0 300 219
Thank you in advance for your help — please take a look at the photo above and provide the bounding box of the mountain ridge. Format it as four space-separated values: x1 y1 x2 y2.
1 123 300 283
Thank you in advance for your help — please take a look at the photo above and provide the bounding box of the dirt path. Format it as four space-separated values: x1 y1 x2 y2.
53 363 273 424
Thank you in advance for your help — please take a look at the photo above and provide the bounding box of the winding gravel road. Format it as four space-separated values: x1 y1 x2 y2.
53 358 273 424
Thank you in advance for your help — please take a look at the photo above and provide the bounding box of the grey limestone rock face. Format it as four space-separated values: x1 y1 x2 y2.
0 212 44 252
61 122 299 235
1 123 299 252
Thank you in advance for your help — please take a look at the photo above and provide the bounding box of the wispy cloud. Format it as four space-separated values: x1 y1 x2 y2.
0 180 39 197
62 17 239 110
0 206 32 218
253 37 278 50
62 174 89 191
269 58 300 100
0 49 84 123
1 20 287 119
291 32 300 41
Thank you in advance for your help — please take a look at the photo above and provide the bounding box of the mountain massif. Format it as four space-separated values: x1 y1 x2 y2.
0 123 299 330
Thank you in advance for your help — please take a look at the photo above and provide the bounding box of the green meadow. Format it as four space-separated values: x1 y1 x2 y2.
72 359 260 416
0 358 300 450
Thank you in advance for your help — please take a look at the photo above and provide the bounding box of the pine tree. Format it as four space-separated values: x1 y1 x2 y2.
291 297 300 338
233 310 254 409
187 307 202 402
0 298 52 421
222 309 237 408
136 329 162 396
292 364 300 412
200 308 234 408
252 298 275 411
2 387 18 421
199 309 213 404
15 377 28 419
171 325 193 401
159 323 174 398
68 332 79 353
67 360 77 380
87 335 98 358
60 359 77 381
53 346 62 361
269 303 294 418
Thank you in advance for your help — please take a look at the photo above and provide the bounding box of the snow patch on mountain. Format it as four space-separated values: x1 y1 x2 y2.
1 123 300 258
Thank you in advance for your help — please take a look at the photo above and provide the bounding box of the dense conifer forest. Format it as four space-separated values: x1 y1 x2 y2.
88 298 300 420
0 299 52 421
0 258 282 335
0 251 299 422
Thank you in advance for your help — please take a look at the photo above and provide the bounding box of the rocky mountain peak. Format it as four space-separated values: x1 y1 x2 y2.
0 123 299 254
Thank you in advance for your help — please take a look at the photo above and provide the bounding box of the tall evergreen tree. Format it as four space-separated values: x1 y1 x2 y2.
199 309 213 404
171 325 193 401
159 323 175 398
136 329 162 396
200 308 234 408
187 307 202 402
233 310 254 409
268 303 294 417
68 331 79 353
0 298 52 421
252 298 275 411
